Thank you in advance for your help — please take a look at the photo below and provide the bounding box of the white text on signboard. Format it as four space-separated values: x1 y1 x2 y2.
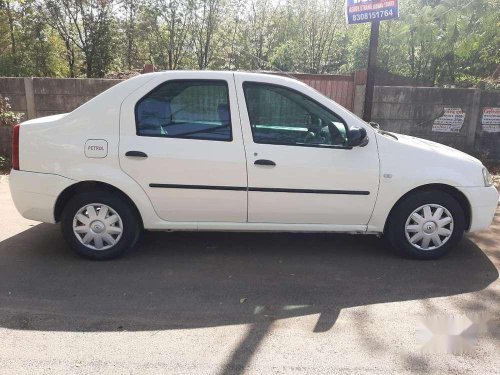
345 0 399 24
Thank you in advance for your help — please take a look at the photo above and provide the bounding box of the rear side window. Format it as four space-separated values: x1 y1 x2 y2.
135 80 232 141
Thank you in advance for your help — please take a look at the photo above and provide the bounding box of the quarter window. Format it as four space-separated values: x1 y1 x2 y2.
243 83 348 147
136 80 232 141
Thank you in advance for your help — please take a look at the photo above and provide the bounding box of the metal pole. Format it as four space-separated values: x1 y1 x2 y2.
363 20 380 122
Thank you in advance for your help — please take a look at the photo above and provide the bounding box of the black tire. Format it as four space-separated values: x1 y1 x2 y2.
61 190 142 260
385 190 465 260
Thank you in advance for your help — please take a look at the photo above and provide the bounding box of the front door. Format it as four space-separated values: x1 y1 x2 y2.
119 72 247 223
234 74 380 225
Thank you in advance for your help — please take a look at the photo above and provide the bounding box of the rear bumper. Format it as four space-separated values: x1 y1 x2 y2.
458 185 499 232
9 169 76 223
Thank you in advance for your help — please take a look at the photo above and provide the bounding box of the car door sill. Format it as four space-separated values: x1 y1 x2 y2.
146 221 368 233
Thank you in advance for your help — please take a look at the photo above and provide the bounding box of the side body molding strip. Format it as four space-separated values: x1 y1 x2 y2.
149 183 370 195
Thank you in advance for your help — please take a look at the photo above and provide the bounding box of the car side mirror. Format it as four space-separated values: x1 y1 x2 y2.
346 126 369 147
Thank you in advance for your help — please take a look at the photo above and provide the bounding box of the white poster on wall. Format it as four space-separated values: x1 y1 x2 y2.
481 107 500 133
432 108 466 133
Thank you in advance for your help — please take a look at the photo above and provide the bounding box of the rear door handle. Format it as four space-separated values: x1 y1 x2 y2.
254 159 276 166
125 151 148 158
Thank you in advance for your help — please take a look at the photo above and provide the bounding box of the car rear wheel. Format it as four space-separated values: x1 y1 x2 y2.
61 191 141 260
385 190 465 259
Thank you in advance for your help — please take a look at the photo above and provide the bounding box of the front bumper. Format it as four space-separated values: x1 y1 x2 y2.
9 169 76 223
458 185 499 232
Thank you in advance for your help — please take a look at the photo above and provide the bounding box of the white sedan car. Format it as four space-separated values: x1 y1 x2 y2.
9 71 498 260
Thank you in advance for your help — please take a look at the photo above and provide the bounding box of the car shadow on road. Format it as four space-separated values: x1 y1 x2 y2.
0 224 497 373
0 223 496 333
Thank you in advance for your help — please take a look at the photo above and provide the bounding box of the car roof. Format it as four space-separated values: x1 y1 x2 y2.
132 70 299 84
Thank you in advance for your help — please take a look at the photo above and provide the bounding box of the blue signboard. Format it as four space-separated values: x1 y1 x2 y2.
346 0 399 24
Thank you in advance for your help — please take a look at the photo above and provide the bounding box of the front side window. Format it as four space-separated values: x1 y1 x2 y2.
243 82 347 147
136 80 232 141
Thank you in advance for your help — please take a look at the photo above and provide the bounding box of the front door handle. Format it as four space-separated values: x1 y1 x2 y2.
254 159 276 166
125 151 148 158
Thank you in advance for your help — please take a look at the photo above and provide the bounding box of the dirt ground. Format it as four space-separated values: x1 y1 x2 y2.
0 175 498 374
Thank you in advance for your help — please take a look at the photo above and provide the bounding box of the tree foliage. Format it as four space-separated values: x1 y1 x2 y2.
0 96 22 126
0 0 498 85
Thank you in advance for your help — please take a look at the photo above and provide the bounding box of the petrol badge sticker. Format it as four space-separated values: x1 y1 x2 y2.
85 139 108 158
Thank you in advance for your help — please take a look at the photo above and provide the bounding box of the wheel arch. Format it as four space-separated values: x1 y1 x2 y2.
54 180 144 227
383 183 471 233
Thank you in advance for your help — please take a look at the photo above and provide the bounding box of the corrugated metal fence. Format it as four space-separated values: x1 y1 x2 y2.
288 73 355 110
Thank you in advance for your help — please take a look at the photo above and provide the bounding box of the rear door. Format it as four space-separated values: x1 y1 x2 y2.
234 73 380 226
119 72 248 223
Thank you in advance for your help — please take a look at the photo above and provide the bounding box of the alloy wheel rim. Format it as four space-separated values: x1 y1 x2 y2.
72 203 123 251
404 204 454 251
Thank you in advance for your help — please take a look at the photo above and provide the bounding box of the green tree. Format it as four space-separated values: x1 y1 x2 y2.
42 0 118 77
0 0 497 84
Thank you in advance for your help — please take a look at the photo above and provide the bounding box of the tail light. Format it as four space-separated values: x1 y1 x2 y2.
12 124 20 170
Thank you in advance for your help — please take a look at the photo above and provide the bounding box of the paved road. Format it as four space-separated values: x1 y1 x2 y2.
0 176 498 374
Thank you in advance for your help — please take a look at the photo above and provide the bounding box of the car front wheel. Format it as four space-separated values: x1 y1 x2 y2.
385 190 465 259
61 191 141 260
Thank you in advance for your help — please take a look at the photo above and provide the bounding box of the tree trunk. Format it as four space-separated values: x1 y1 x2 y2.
5 1 17 64
85 49 93 78
126 1 135 70
64 39 76 78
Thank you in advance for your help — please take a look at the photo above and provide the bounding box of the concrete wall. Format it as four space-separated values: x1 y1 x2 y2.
371 86 500 157
0 77 121 120
1 76 499 158
0 77 120 157
0 78 27 118
476 90 500 158
0 75 355 119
